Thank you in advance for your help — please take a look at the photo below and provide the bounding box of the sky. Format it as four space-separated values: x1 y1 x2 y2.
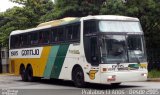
0 0 54 12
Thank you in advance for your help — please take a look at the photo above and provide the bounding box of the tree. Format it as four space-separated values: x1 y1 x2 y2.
0 7 35 46
100 0 127 15
0 0 54 47
126 0 160 48
53 0 105 18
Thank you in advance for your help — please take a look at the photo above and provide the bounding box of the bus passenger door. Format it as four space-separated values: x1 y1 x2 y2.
84 36 101 83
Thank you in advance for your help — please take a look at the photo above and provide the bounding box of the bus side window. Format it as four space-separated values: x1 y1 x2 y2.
39 31 43 44
66 25 73 41
39 30 50 44
58 27 65 42
14 35 20 48
19 35 23 47
65 23 80 42
43 30 50 44
10 36 16 49
51 28 58 43
31 32 38 45
28 33 31 45
72 24 80 41
21 34 28 47
84 20 97 35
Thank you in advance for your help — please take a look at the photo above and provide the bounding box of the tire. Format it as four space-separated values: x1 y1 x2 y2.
20 66 27 81
111 83 121 87
72 67 85 88
26 66 34 82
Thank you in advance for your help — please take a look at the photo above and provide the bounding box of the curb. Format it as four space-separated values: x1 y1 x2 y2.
0 73 14 76
147 78 160 82
1 74 160 82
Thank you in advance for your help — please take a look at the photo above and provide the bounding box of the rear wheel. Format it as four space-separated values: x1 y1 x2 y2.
72 67 85 88
20 65 27 81
26 66 34 82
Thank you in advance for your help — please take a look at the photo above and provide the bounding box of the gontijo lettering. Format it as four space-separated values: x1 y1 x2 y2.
21 49 39 56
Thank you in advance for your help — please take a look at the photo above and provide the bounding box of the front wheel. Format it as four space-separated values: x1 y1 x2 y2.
72 67 85 88
111 83 121 87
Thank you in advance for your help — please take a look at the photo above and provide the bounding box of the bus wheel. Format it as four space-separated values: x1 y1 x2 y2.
111 83 121 87
20 65 27 81
72 67 85 88
26 66 34 82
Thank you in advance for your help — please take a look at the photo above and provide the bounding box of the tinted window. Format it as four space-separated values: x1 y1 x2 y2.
30 32 38 45
51 28 58 43
21 34 28 46
84 20 97 35
58 27 65 42
66 24 80 41
66 25 73 40
14 35 20 48
39 30 50 44
10 22 80 48
72 24 80 40
10 36 18 49
43 30 50 43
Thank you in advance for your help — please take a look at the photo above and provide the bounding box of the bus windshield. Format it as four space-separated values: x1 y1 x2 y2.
100 35 146 64
99 21 142 33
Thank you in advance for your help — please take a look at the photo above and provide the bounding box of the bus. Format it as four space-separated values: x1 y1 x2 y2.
9 15 148 87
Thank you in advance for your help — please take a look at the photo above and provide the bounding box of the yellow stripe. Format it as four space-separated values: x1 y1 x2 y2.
9 46 51 77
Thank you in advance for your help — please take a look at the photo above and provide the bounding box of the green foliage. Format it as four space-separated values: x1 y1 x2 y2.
53 0 105 18
100 0 126 15
148 69 160 78
0 0 54 47
0 0 160 51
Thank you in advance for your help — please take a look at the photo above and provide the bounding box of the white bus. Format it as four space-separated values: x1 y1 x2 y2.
9 15 148 87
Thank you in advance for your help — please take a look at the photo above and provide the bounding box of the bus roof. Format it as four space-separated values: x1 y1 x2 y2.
10 17 80 36
10 15 139 36
37 17 80 27
81 15 139 21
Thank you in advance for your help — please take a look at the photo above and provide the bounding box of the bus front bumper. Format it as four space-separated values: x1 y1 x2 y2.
100 70 148 84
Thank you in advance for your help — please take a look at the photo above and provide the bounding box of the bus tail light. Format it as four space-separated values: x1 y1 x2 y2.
107 75 116 82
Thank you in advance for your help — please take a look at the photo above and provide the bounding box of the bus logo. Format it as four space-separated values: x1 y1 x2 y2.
87 70 98 80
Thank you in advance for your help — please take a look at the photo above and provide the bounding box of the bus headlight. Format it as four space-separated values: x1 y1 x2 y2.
141 73 147 77
107 75 116 82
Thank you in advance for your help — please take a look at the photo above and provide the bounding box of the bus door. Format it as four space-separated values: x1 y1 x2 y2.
84 36 101 82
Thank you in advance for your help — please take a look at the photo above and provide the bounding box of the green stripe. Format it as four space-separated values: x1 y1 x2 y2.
43 46 60 78
50 44 69 78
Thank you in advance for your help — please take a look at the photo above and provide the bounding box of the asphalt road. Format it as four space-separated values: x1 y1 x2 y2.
0 74 160 95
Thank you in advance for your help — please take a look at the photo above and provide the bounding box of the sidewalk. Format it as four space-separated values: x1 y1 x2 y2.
0 73 14 76
147 78 160 82
1 73 160 82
